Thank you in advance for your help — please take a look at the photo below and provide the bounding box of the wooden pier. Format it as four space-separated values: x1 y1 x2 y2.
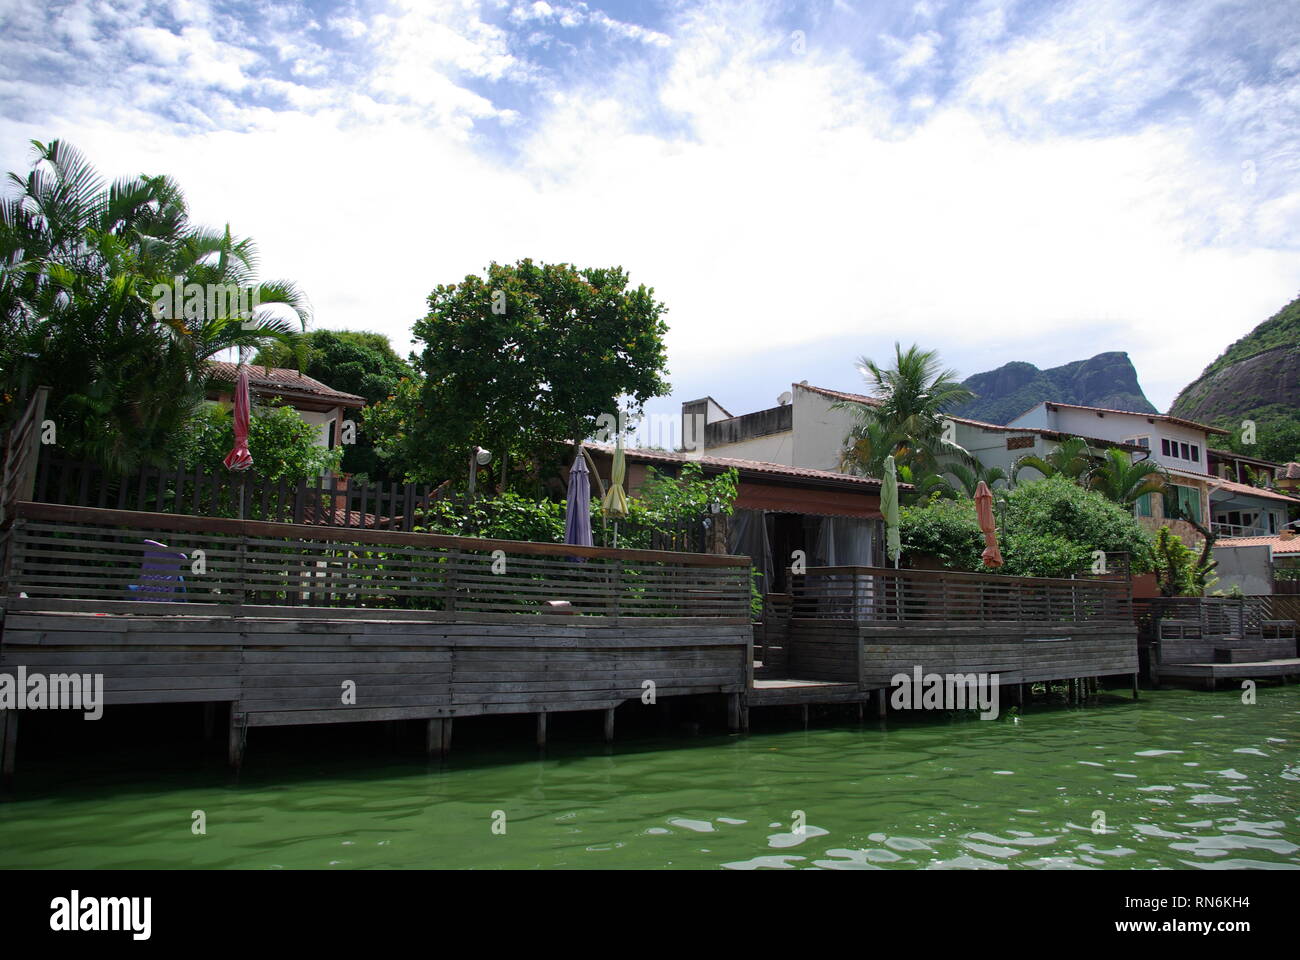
1137 598 1299 689
0 502 753 772
0 503 1172 777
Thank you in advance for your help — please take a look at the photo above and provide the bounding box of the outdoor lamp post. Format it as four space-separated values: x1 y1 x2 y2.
468 446 492 498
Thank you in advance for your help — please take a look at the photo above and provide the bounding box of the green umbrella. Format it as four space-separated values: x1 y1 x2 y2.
601 437 630 546
882 454 900 569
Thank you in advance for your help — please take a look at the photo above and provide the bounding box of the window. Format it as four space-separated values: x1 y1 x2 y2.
1190 445 1199 462
1135 492 1154 518
1163 484 1203 524
1180 442 1191 460
1161 438 1171 456
1124 436 1150 449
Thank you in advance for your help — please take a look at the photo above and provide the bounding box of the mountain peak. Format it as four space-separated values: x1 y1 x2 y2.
950 352 1156 424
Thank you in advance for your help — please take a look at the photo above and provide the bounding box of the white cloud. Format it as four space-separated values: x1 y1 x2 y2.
0 0 1295 416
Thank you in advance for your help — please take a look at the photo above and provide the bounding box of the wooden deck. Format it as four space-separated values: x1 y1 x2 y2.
1155 658 1300 687
0 502 753 772
779 567 1139 694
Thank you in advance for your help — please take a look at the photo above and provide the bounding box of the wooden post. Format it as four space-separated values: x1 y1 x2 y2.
203 702 216 741
727 693 741 733
441 717 454 755
1 710 15 778
426 718 446 756
875 688 887 719
603 707 615 743
1132 673 1140 700
228 710 245 770
801 704 809 728
536 712 547 748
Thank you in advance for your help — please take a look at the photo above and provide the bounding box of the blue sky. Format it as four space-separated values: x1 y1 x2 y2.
2 0 1297 427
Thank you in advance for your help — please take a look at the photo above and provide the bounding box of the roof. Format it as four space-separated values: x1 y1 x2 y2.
682 396 734 418
1207 448 1280 469
582 442 898 490
1284 462 1300 480
1207 476 1300 505
1215 534 1300 554
1015 400 1230 436
799 383 1145 450
207 361 366 409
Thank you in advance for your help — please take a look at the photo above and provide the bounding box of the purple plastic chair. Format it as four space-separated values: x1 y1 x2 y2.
127 539 188 601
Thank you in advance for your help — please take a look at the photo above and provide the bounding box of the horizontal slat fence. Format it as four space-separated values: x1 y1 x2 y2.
30 455 443 532
3 502 751 619
791 566 1132 624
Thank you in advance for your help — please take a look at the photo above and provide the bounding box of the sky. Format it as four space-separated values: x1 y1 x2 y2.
2 0 1297 429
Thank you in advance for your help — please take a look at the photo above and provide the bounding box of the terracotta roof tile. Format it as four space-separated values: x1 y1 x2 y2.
583 442 897 488
1216 534 1300 553
208 361 365 408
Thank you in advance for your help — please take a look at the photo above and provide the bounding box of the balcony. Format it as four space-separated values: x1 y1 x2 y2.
1211 520 1272 538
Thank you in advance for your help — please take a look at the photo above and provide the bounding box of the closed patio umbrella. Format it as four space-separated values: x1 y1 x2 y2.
223 363 254 517
882 454 900 569
974 480 1004 568
601 438 629 546
565 450 593 547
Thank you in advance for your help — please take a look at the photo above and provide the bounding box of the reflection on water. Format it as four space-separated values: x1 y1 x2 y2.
0 688 1297 869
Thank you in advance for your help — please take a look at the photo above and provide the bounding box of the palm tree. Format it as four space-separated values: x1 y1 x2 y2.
837 343 976 497
1011 436 1095 484
0 139 307 469
1088 448 1167 507
945 462 1011 498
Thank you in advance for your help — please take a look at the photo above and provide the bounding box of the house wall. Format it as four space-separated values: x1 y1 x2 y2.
949 422 1050 482
791 385 857 471
1013 404 1214 476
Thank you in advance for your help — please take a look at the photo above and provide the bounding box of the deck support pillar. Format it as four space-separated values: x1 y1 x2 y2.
203 702 216 741
1132 674 1140 700
536 712 547 749
1 710 16 778
426 718 445 756
603 708 615 743
228 710 245 770
800 704 809 728
874 688 887 719
727 693 742 733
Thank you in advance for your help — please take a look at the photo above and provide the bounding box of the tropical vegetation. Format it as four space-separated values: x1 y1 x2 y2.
0 139 308 470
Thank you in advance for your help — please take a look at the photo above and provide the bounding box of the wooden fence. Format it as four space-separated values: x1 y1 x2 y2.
791 565 1133 624
30 454 444 531
1 501 751 619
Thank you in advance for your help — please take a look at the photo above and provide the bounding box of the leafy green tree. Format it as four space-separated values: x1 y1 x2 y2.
255 329 415 480
901 475 1153 577
0 139 306 470
1000 476 1154 577
167 402 340 482
371 259 670 485
1088 447 1167 506
899 498 985 569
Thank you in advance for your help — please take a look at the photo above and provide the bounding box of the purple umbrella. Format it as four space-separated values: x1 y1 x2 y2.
565 451 593 547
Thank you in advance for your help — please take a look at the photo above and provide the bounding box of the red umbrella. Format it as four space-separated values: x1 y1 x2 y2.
222 364 254 472
974 480 1003 568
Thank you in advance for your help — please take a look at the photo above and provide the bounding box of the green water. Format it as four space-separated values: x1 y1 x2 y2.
1 688 1297 869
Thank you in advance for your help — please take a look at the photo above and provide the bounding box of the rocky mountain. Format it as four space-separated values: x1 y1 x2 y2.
1169 294 1300 464
950 352 1157 424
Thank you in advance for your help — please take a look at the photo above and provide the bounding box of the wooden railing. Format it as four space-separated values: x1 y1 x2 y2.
790 565 1132 624
1 501 751 619
0 387 49 525
30 454 444 531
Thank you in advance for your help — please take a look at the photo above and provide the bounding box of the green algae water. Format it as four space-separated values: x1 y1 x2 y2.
1 687 1297 870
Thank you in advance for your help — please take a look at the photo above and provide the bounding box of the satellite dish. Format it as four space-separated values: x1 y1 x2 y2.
777 391 792 406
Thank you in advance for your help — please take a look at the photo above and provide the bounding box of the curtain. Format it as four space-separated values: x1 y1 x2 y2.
728 509 773 597
812 517 881 619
